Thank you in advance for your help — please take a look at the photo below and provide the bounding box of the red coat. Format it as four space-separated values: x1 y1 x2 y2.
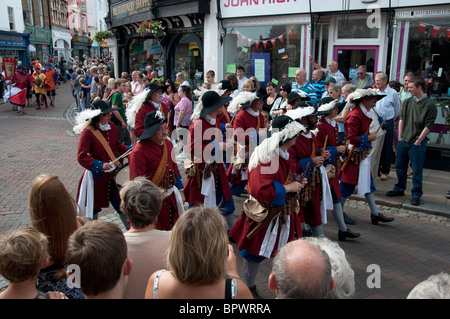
339 105 372 185
317 119 341 199
229 155 298 259
77 122 128 210
288 132 322 226
227 109 265 185
184 118 232 205
134 101 171 138
129 138 181 230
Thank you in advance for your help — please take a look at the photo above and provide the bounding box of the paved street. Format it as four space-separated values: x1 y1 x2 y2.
0 82 449 298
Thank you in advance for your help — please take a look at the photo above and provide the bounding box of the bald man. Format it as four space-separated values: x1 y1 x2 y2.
269 239 335 299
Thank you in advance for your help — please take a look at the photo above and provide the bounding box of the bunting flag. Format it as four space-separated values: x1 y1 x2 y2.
419 22 428 34
433 25 442 37
234 28 294 49
287 29 293 38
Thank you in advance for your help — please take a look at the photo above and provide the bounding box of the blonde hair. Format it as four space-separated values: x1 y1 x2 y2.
29 174 78 280
167 206 228 285
0 227 49 283
108 78 115 89
242 79 254 91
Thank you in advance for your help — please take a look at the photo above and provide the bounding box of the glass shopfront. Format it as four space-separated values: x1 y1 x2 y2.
404 18 450 97
172 33 203 88
223 24 303 89
129 37 164 76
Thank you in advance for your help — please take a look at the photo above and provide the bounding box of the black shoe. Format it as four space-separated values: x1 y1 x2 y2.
371 213 395 225
248 286 263 299
343 212 356 225
338 228 361 241
386 190 404 197
410 198 420 206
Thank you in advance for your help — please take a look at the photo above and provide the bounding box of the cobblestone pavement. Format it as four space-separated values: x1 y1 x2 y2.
1 83 449 298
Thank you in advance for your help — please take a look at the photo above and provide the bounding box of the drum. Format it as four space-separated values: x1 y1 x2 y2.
114 163 130 188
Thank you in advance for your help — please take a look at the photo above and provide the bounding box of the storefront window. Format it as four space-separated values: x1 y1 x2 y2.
129 37 164 75
337 18 378 39
173 33 203 88
405 19 450 97
223 24 302 89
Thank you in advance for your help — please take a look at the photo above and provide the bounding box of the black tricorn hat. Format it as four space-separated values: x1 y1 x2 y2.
91 99 115 114
145 82 169 101
240 88 268 108
287 91 310 104
139 111 168 141
219 80 238 91
199 90 232 118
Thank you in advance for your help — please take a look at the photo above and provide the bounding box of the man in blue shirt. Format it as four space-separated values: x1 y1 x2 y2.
292 69 318 105
311 69 326 100
374 72 401 181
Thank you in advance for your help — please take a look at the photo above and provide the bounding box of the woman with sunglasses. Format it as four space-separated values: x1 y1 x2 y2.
270 82 291 118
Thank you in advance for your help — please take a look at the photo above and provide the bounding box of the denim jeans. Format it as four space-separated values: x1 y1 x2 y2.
379 119 394 175
394 140 427 199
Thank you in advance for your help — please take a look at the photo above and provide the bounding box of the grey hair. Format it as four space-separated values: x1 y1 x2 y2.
304 237 355 299
342 83 357 94
177 72 186 81
271 239 332 299
407 272 450 299
375 72 388 82
119 177 167 228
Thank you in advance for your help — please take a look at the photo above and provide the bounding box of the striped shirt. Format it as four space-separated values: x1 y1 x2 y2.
292 81 319 105
312 80 325 100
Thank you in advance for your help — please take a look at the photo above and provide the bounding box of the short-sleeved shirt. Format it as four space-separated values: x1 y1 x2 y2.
110 90 126 122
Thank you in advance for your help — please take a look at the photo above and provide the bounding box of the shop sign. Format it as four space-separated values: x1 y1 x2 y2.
0 34 26 47
111 0 152 21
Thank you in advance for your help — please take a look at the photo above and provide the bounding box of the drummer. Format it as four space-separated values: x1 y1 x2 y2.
74 99 133 229
128 111 185 230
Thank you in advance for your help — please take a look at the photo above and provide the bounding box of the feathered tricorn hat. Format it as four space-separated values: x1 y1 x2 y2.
248 115 306 172
191 90 232 121
345 88 386 109
316 98 338 116
73 100 115 134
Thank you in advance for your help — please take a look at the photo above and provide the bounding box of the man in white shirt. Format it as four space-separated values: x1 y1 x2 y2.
236 66 248 92
374 72 401 181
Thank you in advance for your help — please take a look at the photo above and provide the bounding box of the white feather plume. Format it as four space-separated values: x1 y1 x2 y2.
73 109 101 134
227 91 258 114
345 88 380 109
284 106 316 121
126 87 150 128
317 100 337 114
193 84 225 98
191 99 203 121
248 121 306 172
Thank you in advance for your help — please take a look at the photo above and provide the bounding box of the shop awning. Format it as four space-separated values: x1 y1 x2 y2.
28 44 36 52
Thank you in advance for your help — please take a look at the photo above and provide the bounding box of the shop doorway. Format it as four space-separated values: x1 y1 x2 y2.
333 45 378 81
171 33 203 89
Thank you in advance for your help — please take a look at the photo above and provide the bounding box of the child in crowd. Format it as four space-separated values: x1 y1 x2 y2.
0 227 67 299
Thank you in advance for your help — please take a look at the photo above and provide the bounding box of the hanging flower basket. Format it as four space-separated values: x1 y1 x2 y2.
138 20 166 38
93 31 113 44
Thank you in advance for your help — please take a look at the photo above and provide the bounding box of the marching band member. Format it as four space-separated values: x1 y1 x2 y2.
285 102 333 238
226 89 267 196
338 88 395 225
183 90 236 231
74 100 132 229
229 115 307 298
316 97 361 241
128 111 185 230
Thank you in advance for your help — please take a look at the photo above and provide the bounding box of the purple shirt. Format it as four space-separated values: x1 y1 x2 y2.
174 96 192 127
